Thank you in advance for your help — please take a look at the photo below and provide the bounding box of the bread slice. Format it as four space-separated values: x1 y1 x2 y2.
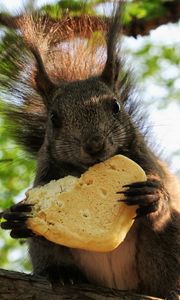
25 155 146 252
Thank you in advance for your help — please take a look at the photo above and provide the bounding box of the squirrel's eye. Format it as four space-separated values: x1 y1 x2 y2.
50 112 60 128
112 100 120 115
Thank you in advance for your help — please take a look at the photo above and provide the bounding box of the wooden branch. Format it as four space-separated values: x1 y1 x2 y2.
0 0 179 38
123 0 180 38
0 268 164 300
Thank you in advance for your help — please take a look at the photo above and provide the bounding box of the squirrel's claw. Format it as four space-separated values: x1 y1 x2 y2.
1 220 27 230
3 211 29 221
118 179 162 219
0 203 34 239
10 203 33 212
10 228 34 239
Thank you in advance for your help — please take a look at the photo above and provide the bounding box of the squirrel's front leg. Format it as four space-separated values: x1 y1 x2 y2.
119 178 179 298
1 203 88 285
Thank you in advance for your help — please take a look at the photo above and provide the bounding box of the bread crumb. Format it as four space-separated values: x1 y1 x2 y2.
80 209 91 219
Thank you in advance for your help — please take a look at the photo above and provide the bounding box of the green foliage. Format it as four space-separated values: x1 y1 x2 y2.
41 0 96 18
0 107 36 209
39 0 170 23
130 39 180 107
0 230 31 271
0 106 35 271
125 0 166 23
0 142 35 270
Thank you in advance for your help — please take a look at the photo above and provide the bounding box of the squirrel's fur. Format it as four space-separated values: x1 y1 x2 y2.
0 2 179 299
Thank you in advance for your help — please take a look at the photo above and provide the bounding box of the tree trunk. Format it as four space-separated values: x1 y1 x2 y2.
0 268 164 300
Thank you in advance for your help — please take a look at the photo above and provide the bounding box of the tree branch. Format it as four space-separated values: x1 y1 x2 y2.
0 268 165 300
124 0 180 38
0 1 179 38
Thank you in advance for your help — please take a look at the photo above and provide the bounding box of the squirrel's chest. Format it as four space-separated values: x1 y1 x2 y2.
71 225 139 290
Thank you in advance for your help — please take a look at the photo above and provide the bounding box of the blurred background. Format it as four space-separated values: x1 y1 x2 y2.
0 0 179 272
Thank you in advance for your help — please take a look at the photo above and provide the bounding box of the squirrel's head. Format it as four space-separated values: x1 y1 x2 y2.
42 77 134 171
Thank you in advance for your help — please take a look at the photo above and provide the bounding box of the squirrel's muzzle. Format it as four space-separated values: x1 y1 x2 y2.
83 135 105 156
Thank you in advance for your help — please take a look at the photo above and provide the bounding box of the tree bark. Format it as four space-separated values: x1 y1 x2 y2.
0 268 164 300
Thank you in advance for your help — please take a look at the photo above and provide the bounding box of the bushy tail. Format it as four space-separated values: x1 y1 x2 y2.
0 28 46 155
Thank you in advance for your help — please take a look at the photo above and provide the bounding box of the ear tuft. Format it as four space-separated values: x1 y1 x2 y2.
101 2 123 90
30 46 56 107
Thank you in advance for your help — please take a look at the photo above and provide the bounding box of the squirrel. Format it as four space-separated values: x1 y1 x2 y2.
0 2 179 299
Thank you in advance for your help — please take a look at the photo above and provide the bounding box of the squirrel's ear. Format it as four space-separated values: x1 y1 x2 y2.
101 2 122 90
30 46 56 107
101 57 120 89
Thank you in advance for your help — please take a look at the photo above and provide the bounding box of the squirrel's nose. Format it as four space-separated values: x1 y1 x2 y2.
83 135 105 155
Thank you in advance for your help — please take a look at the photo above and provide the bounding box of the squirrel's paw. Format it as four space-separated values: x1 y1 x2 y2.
165 290 180 300
0 203 34 238
118 179 164 219
42 265 88 286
